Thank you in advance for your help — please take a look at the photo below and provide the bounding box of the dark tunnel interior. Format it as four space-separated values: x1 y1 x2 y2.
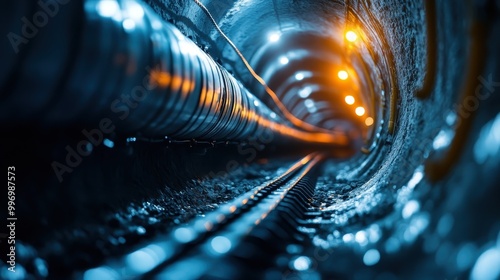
1 0 500 279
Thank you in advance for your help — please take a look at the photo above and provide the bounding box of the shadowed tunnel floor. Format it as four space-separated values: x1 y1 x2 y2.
1 0 500 279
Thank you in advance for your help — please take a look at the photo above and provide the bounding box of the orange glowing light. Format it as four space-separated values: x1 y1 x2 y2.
338 70 348 80
355 106 365 116
365 117 374 126
345 95 355 105
150 71 171 88
346 31 358 42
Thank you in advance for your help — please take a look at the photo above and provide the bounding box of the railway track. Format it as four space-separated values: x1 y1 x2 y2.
79 153 324 279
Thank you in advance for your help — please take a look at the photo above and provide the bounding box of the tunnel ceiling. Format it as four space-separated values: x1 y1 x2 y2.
2 0 500 279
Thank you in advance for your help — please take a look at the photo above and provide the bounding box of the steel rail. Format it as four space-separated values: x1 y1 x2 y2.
79 153 323 279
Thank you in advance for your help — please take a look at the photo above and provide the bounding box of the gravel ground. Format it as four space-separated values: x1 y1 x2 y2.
1 141 298 278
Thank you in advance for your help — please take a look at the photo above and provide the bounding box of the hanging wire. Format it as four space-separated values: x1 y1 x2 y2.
272 0 283 32
192 0 340 135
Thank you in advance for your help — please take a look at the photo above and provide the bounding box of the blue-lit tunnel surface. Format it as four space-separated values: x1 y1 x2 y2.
0 0 500 279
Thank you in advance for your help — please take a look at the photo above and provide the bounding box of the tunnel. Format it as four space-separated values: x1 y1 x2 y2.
1 0 500 279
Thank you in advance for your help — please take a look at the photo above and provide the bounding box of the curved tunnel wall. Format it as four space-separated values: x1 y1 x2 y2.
148 0 500 278
0 0 499 279
152 0 465 175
